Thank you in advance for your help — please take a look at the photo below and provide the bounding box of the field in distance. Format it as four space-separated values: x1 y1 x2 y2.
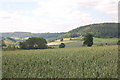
3 45 118 78
47 37 118 48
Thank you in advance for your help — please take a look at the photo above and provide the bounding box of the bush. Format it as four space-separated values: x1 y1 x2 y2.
59 43 65 48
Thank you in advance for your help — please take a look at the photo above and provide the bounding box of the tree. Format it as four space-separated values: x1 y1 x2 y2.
59 43 65 48
83 33 93 47
20 37 48 49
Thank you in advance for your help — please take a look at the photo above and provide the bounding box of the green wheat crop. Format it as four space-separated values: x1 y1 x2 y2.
2 45 118 78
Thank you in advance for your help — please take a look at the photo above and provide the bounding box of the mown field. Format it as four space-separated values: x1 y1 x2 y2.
2 45 118 78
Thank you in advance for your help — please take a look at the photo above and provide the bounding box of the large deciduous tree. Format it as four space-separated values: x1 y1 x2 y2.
20 37 47 49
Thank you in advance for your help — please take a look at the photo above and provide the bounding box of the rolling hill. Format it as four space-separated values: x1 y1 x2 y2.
0 32 65 42
0 23 119 43
62 23 119 38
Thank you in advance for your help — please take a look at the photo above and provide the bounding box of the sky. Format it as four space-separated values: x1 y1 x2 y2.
0 0 118 33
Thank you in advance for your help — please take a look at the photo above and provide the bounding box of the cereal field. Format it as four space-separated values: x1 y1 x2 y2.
2 45 118 78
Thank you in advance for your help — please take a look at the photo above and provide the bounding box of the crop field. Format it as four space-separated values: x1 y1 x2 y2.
2 45 118 78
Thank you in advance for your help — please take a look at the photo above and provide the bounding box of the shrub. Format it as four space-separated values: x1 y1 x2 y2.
59 43 65 48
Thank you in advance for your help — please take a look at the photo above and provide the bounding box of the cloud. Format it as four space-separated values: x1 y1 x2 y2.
0 11 36 32
33 0 118 20
95 0 118 15
0 0 39 3
0 0 118 33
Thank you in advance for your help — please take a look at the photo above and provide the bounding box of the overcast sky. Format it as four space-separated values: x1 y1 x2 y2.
0 0 118 33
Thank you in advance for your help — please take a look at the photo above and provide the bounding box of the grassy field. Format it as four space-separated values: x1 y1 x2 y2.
48 37 118 48
2 45 118 78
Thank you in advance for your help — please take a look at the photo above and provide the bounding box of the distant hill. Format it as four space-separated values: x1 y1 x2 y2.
0 32 65 42
0 23 119 42
62 23 119 38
